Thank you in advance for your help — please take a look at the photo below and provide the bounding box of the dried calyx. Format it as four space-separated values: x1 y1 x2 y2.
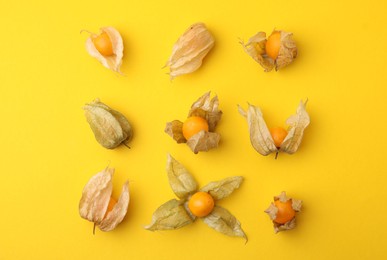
84 27 124 73
265 191 302 233
84 99 133 149
79 167 130 232
145 154 247 241
165 23 215 80
241 30 297 71
238 100 309 158
165 92 222 154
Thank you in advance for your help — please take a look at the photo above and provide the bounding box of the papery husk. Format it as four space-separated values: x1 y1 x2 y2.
238 104 277 156
165 92 222 153
186 131 220 154
240 32 275 72
280 100 310 154
145 199 194 231
241 30 297 71
85 27 123 73
79 168 114 224
275 31 298 71
84 99 133 149
166 23 215 80
265 191 302 233
200 176 243 201
203 206 247 240
166 154 198 199
98 181 130 231
188 92 222 132
164 120 186 143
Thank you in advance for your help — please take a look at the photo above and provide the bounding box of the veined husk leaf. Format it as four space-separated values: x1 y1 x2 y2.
200 176 243 200
265 191 302 233
99 181 130 231
241 30 297 71
276 31 298 71
166 23 214 80
280 101 310 154
84 99 133 149
85 27 124 73
166 154 198 199
165 92 222 153
79 167 114 224
164 120 186 143
203 206 247 240
238 104 277 156
145 199 194 231
188 92 222 132
186 130 221 154
240 32 274 72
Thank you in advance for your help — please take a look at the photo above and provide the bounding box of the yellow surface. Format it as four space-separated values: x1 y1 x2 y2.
1 0 386 259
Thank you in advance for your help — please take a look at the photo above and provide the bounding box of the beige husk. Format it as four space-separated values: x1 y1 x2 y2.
79 168 130 232
165 23 214 80
84 99 133 149
240 30 297 71
145 155 246 239
264 191 302 233
85 27 124 73
238 100 309 157
165 92 222 153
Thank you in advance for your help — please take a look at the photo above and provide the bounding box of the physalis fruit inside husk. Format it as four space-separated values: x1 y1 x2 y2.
265 191 302 233
165 92 222 154
145 154 247 241
241 30 297 71
84 26 123 73
165 23 214 80
84 99 133 149
238 100 309 158
79 167 130 233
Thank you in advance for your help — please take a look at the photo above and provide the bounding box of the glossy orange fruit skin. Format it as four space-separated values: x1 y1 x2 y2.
182 116 209 140
265 32 281 60
93 32 114 56
269 127 288 148
274 199 295 224
188 192 215 217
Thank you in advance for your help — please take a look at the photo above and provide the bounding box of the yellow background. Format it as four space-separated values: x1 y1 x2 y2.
1 0 386 259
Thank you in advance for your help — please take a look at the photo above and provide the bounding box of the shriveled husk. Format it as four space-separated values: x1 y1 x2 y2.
84 99 133 149
241 30 297 71
85 27 123 73
79 167 130 232
264 191 302 233
165 92 222 154
165 23 214 80
238 100 309 157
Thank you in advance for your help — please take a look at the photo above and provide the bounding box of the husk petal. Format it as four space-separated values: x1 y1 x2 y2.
275 30 298 71
188 92 222 131
166 23 214 80
200 176 243 201
79 168 114 224
280 100 310 154
202 206 247 240
166 154 198 199
186 131 220 154
238 104 277 156
240 32 275 72
99 181 130 231
165 120 186 143
85 27 123 73
145 199 194 231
